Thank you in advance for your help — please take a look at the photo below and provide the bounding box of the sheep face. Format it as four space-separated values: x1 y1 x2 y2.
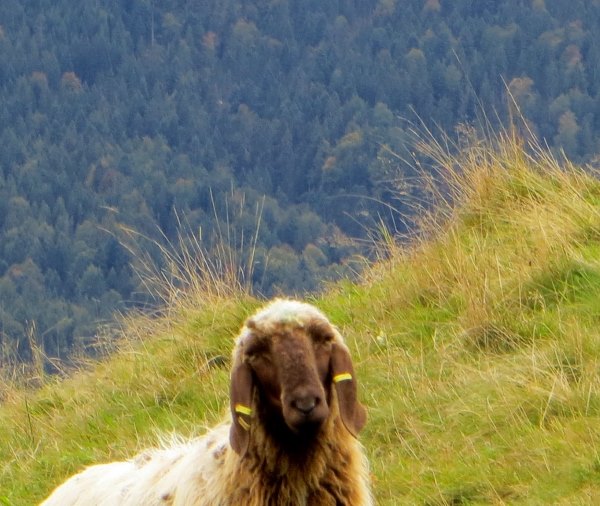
250 324 331 433
229 306 366 455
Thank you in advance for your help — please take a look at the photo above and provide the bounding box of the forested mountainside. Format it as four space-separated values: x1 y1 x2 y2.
1 0 600 363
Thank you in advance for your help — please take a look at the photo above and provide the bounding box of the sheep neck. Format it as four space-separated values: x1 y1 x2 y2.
223 394 367 505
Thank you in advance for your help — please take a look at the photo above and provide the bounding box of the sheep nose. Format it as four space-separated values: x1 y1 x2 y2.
292 395 319 415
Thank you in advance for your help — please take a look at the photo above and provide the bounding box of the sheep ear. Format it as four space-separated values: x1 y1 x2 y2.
330 342 367 437
229 361 253 455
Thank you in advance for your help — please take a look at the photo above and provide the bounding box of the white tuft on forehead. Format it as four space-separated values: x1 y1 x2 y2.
252 299 326 326
236 299 343 347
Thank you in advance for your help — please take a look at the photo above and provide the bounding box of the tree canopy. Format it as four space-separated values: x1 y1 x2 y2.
1 0 599 363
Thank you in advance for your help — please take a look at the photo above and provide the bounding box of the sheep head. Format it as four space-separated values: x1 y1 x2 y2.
229 300 367 455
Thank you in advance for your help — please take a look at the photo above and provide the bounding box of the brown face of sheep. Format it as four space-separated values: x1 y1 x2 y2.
229 320 367 455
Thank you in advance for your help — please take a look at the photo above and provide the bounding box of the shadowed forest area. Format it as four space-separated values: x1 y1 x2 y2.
1 0 600 363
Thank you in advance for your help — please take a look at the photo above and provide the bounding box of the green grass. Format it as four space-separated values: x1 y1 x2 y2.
3 135 600 504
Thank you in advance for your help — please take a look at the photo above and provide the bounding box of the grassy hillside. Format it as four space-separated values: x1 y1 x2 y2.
3 136 600 504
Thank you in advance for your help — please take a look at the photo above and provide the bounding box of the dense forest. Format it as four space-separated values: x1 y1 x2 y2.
1 0 599 363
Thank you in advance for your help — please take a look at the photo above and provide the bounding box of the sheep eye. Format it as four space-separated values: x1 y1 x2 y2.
312 338 333 353
310 331 333 345
245 340 270 358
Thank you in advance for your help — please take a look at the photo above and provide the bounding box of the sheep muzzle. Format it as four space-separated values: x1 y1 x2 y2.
282 386 329 433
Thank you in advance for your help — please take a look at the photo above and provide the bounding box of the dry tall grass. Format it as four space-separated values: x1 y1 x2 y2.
346 131 600 503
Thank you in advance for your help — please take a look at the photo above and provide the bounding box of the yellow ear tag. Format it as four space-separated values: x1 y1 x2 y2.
235 404 253 416
333 372 353 383
237 416 251 431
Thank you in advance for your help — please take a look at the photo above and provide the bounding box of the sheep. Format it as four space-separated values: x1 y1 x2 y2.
41 298 373 505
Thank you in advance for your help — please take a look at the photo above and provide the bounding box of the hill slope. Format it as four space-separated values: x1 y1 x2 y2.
3 137 600 504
